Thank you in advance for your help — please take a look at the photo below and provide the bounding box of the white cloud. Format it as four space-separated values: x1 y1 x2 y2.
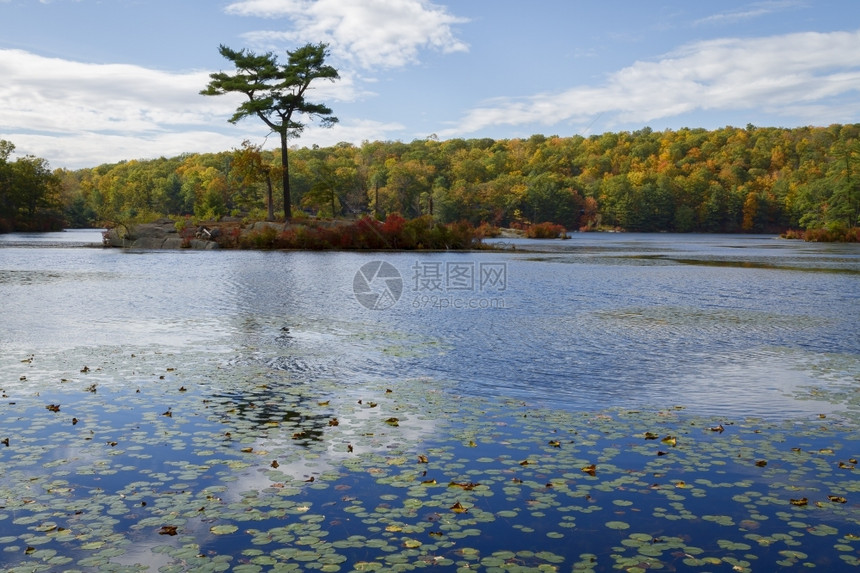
0 49 389 168
439 29 860 138
301 118 406 147
694 0 805 26
224 0 468 69
0 49 231 135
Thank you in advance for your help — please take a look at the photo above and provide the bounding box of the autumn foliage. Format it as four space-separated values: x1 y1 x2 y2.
237 214 482 250
6 123 860 240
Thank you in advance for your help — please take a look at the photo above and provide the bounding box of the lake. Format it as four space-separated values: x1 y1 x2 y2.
1 230 858 571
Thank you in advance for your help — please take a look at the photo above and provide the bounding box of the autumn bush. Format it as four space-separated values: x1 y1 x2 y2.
475 222 502 238
781 226 859 242
235 214 483 250
239 225 279 249
525 222 567 239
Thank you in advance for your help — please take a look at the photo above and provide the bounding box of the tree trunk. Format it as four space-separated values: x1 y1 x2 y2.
280 130 292 219
265 171 275 222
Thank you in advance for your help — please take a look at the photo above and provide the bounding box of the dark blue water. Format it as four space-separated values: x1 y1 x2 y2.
1 230 859 572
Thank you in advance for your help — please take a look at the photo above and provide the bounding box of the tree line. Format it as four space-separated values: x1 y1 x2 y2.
2 123 859 237
0 140 64 232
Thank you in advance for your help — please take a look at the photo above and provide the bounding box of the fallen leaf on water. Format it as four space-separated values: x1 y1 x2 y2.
790 497 808 506
828 495 847 503
449 481 480 490
450 501 468 513
158 526 178 536
581 464 596 476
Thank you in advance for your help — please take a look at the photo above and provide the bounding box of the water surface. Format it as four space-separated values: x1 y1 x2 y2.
1 231 858 572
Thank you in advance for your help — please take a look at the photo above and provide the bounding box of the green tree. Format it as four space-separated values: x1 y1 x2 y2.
201 43 339 219
10 155 61 229
0 140 15 226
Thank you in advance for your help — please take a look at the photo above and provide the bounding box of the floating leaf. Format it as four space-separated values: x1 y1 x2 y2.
828 495 847 504
210 524 239 535
790 497 808 506
605 521 630 530
158 526 178 536
450 481 480 490
581 464 596 476
662 436 677 446
384 417 399 427
450 502 468 513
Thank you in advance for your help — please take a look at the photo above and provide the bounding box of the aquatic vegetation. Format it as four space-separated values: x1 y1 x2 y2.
1 346 858 571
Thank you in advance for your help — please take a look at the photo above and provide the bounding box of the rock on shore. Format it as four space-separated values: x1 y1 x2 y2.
103 218 219 250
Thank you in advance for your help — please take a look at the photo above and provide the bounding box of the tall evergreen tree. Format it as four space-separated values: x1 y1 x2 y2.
201 43 339 219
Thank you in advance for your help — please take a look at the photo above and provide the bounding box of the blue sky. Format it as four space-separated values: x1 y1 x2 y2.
1 0 859 169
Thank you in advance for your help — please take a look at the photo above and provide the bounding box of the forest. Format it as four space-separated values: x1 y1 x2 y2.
1 123 859 240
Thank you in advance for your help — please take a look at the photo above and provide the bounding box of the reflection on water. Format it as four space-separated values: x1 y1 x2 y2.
1 231 859 571
1 231 858 419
